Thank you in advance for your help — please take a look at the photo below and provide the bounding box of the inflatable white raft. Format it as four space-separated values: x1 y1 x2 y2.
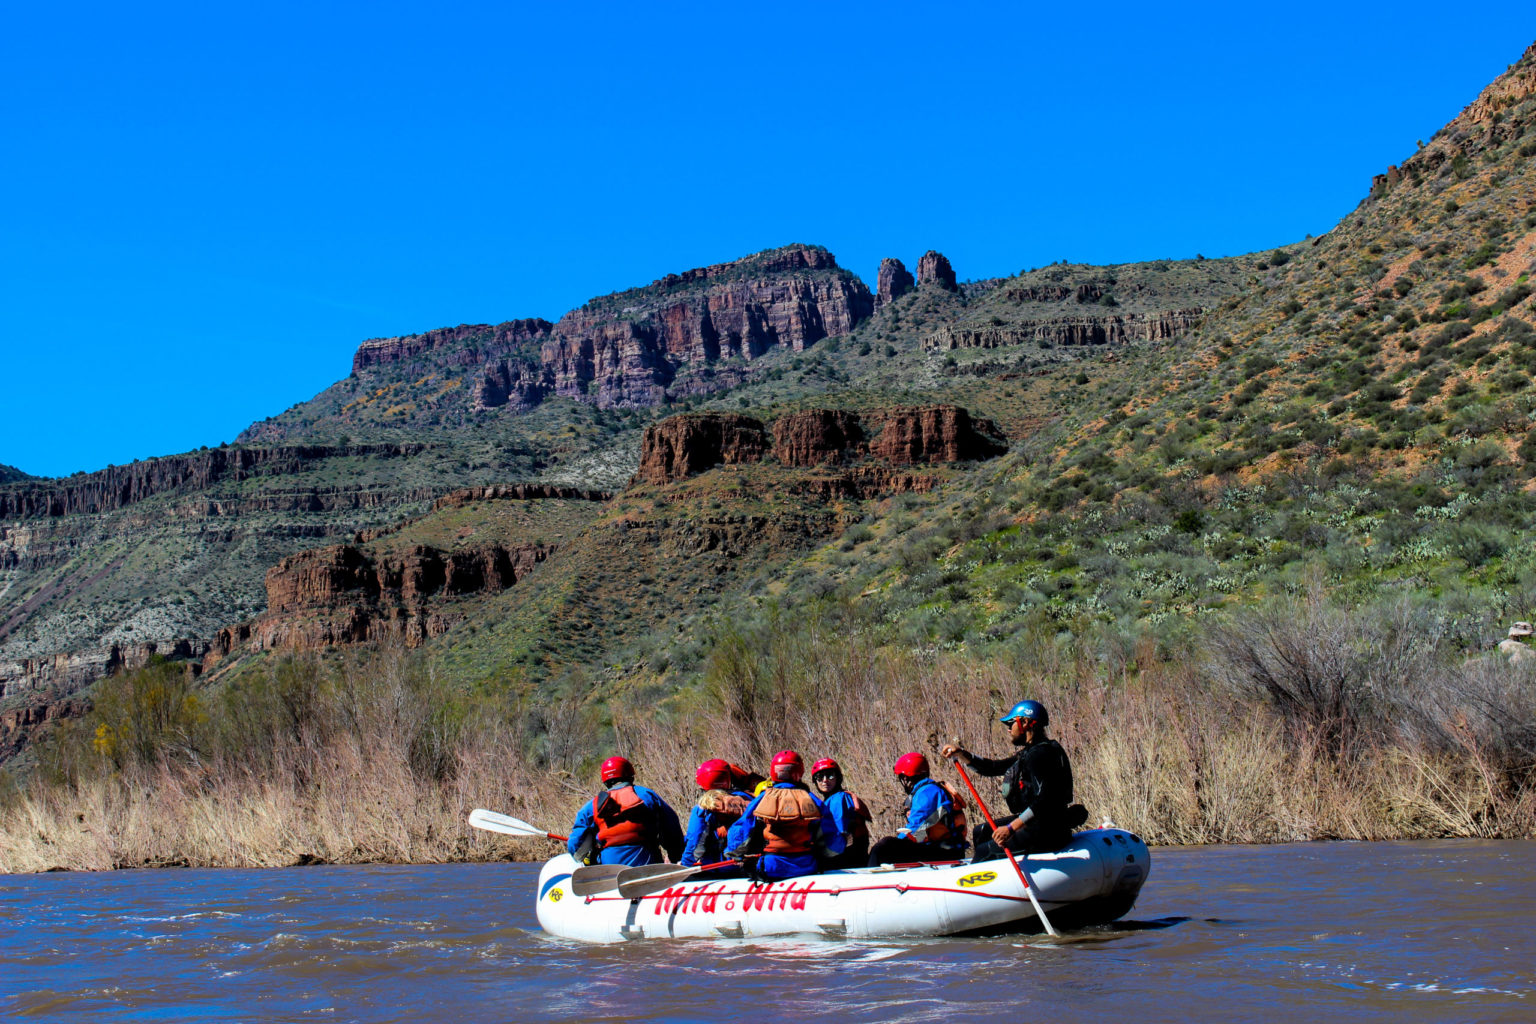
535 827 1150 942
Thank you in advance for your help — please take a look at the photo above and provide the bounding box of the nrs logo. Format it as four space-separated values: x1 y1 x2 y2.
548 888 564 902
957 871 997 888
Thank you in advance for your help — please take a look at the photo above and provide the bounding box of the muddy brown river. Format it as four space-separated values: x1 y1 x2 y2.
3 839 1532 1022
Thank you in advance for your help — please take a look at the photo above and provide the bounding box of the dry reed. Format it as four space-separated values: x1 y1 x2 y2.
3 618 1533 873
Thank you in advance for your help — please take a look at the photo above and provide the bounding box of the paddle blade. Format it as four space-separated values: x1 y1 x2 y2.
468 808 567 842
613 859 735 899
617 864 703 899
570 865 626 896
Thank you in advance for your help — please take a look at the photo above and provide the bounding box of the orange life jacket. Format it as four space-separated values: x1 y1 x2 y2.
754 785 822 855
922 780 968 844
593 784 653 848
698 789 749 843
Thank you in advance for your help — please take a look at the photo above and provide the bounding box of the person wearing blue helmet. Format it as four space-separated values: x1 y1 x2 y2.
940 699 1076 857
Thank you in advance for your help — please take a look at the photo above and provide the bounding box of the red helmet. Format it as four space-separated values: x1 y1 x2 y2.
600 756 634 783
695 758 732 790
893 752 930 779
770 750 804 783
811 757 840 777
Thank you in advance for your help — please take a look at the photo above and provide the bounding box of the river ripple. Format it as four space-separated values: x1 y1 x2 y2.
2 839 1531 1022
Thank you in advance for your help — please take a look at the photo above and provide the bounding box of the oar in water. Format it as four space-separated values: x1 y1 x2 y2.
949 759 1059 937
570 865 627 896
467 808 568 843
616 859 739 899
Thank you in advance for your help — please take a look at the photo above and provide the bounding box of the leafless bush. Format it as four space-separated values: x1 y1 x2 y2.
1205 590 1446 755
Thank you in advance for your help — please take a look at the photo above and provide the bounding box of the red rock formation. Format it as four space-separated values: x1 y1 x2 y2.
351 319 552 373
917 251 957 291
542 261 873 408
348 245 874 414
865 406 1008 464
772 410 865 467
470 359 547 412
634 406 1007 485
633 414 772 485
255 540 551 651
876 258 914 308
0 445 429 519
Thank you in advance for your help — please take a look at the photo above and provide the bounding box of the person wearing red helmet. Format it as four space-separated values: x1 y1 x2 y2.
810 758 873 869
941 699 1078 857
724 750 844 880
866 752 968 866
567 755 684 867
680 759 759 868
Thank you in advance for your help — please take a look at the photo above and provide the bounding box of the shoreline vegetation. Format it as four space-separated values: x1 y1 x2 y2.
2 592 1534 874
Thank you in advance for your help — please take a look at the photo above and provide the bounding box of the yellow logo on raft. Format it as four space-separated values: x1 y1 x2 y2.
548 887 564 902
957 871 997 888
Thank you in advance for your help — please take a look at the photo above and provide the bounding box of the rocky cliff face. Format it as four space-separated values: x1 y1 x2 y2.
918 251 958 291
864 406 1008 463
923 309 1204 352
0 444 429 519
351 319 553 374
633 405 1007 484
632 414 772 485
251 539 551 651
346 244 875 417
876 258 915 307
0 638 213 700
772 410 865 466
0 696 88 761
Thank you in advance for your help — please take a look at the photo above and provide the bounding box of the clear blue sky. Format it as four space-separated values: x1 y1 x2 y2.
3 2 1532 477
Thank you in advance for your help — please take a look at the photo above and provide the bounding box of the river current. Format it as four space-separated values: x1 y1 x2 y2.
2 839 1532 1022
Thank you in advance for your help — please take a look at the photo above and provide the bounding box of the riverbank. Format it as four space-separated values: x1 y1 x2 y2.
4 616 1533 873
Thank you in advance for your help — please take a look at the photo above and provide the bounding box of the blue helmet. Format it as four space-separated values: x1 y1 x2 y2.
1000 699 1048 727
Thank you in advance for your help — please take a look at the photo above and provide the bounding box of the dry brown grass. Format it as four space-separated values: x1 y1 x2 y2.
3 626 1533 873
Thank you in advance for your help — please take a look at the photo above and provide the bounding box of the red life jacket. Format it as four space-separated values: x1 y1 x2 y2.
920 780 968 844
754 786 822 855
593 784 653 848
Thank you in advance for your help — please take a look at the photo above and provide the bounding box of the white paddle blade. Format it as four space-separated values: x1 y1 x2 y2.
468 808 549 838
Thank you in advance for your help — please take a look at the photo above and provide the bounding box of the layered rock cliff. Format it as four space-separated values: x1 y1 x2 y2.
351 319 553 374
632 414 772 485
0 639 214 700
341 244 875 418
0 444 429 519
250 539 551 651
633 405 1007 485
923 309 1204 352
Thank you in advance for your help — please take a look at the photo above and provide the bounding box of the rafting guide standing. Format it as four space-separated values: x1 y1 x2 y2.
941 699 1076 858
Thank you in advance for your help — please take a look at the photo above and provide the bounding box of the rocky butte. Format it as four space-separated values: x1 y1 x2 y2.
300 244 878 427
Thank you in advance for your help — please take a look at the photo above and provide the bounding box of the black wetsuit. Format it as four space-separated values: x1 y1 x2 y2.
967 737 1073 857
